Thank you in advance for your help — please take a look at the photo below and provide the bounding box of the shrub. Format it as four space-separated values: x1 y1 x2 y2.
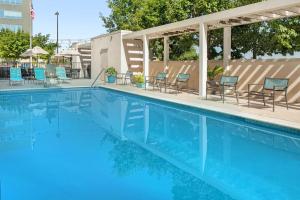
207 65 224 81
133 73 144 84
105 67 117 76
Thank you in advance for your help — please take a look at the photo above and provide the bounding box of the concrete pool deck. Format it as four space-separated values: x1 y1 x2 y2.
0 79 299 130
99 84 300 131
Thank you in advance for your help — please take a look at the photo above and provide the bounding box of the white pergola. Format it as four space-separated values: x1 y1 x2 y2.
123 0 300 97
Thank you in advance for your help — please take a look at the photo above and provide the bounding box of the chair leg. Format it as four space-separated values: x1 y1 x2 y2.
272 93 275 112
285 90 289 110
222 85 225 103
219 87 223 100
248 92 250 107
206 88 208 100
262 93 266 106
235 87 239 105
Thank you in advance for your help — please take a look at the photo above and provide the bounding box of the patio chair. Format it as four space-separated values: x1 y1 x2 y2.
116 71 134 85
9 67 24 86
56 67 71 82
34 68 46 84
248 77 289 112
145 72 168 92
168 73 190 94
206 75 239 104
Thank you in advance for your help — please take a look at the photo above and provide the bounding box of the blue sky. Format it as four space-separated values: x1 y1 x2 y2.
32 0 110 40
31 0 298 58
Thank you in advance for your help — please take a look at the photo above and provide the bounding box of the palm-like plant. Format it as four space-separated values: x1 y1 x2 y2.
207 65 224 81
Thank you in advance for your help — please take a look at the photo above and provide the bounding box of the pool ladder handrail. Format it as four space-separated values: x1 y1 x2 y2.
91 68 106 88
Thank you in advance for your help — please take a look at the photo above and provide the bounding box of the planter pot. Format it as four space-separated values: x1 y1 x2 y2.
136 83 145 88
107 75 116 83
207 80 218 94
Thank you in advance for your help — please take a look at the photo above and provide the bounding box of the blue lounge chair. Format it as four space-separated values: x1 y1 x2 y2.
56 67 71 82
34 68 46 83
145 72 168 92
9 67 24 86
168 73 190 94
206 75 239 104
248 77 289 111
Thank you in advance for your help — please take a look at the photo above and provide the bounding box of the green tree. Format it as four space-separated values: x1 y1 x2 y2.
0 29 57 63
101 0 300 60
33 33 57 62
0 29 30 62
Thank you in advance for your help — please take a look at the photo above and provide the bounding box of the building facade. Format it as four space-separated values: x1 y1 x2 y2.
0 0 31 33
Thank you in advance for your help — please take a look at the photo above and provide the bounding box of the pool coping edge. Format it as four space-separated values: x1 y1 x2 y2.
98 85 300 131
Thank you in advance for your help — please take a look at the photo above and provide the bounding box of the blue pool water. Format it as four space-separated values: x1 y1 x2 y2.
0 88 300 200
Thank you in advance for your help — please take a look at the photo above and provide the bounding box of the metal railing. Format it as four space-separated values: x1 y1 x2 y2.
91 68 106 88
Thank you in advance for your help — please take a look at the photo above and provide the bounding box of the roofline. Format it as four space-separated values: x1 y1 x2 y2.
91 30 132 40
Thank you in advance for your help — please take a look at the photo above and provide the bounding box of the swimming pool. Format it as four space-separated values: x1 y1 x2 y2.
0 88 299 200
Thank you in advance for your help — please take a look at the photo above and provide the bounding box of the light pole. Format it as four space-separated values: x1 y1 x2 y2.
55 11 59 54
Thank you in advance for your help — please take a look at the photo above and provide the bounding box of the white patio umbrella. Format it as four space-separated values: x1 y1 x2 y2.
21 46 49 68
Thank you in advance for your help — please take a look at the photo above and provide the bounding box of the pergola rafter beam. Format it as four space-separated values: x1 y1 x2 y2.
123 0 300 40
121 0 300 98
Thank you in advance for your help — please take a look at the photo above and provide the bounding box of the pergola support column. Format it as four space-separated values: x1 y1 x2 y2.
199 22 208 98
223 27 232 71
163 36 169 69
143 35 149 78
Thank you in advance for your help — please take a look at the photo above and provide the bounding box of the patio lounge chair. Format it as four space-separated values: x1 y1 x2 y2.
116 71 134 85
168 73 190 94
34 68 46 84
145 72 168 92
9 67 24 86
248 77 289 112
206 75 239 104
56 67 71 82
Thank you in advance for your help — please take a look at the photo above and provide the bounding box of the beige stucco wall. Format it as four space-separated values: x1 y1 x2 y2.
150 59 300 103
91 31 131 80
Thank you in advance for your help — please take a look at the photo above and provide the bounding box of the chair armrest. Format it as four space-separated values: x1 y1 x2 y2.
273 86 288 91
248 83 263 86
145 75 155 79
248 83 263 92
221 81 237 86
116 73 126 76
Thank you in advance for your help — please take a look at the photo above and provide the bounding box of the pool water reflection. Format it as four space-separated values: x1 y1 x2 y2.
0 88 299 200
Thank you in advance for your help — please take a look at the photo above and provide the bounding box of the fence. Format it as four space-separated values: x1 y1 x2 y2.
149 58 300 103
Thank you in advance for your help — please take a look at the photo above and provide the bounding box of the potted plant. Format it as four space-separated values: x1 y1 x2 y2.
207 65 224 94
105 67 117 83
207 65 224 85
133 73 145 88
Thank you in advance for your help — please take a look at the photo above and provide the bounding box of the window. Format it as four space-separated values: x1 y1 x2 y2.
0 0 23 5
0 10 23 19
0 24 22 32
